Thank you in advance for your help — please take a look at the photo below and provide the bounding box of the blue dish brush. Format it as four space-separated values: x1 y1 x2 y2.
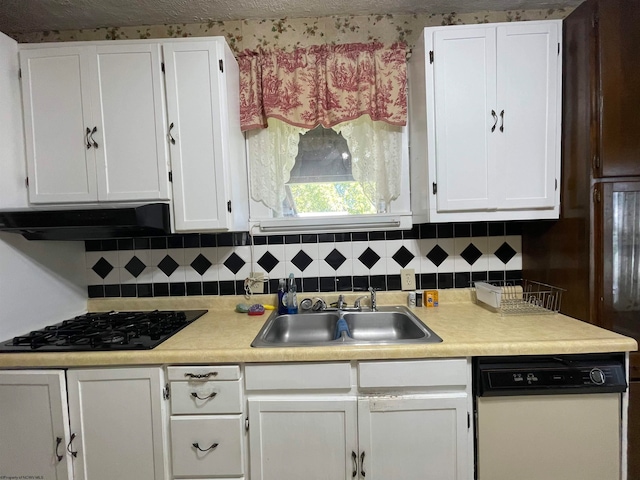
334 318 351 340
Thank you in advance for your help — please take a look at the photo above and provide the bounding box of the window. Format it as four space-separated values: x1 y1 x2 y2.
247 117 411 232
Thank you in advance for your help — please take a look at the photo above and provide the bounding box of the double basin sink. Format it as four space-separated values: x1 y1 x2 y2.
251 306 442 347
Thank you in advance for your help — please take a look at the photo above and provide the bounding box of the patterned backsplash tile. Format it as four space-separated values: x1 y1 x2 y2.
85 222 522 298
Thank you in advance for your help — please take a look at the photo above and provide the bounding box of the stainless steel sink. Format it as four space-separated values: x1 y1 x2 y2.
251 306 442 347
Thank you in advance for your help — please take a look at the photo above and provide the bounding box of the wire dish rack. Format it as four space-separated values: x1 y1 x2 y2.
474 280 565 315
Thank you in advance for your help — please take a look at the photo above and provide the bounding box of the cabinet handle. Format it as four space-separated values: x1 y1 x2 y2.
89 126 98 148
184 372 218 379
491 110 497 132
192 442 219 452
168 122 176 145
190 391 217 400
352 451 357 477
55 436 63 462
85 127 92 149
499 110 504 132
67 433 77 458
360 451 366 477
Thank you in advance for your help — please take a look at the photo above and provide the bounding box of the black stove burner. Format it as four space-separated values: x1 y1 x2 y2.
0 310 207 352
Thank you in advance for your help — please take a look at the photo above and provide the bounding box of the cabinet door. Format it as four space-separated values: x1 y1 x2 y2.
20 47 98 203
163 41 231 231
92 44 169 201
495 22 559 209
358 394 469 480
599 181 640 342
597 0 640 178
432 28 498 212
0 370 73 480
67 367 168 480
248 396 358 480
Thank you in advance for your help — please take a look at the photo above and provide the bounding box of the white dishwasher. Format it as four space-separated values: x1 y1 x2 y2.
474 354 627 480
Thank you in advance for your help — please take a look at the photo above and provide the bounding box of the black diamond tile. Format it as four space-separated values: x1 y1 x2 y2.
291 250 313 272
191 254 212 275
125 256 146 278
460 243 482 266
223 252 246 275
392 246 415 268
92 257 114 279
158 255 179 276
258 252 280 273
494 242 517 264
426 245 449 267
358 247 381 269
325 249 346 271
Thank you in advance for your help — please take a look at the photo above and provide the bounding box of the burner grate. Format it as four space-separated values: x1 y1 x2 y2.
0 310 207 352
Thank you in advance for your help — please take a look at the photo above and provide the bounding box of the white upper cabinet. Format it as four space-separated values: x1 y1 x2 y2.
163 39 248 232
409 20 561 222
20 43 170 204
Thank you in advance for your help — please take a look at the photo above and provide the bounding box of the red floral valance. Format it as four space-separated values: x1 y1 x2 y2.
238 42 408 131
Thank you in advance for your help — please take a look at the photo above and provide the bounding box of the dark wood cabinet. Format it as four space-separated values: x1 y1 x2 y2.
523 1 640 475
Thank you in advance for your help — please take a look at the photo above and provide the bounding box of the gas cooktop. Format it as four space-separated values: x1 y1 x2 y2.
0 310 207 352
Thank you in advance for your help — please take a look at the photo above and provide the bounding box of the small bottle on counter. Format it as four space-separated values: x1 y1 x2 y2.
287 273 298 314
407 291 416 308
277 279 287 315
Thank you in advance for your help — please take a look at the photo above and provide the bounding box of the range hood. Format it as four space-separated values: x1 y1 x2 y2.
0 204 172 240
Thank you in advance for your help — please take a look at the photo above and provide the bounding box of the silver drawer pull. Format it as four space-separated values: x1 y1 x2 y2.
190 392 217 400
193 442 219 452
184 372 218 379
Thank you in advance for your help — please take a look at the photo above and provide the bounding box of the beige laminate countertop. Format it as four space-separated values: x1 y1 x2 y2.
0 290 636 368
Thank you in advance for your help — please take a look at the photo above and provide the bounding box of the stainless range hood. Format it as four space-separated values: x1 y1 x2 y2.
0 204 172 240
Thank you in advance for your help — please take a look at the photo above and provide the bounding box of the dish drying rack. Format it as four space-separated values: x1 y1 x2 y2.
474 280 565 315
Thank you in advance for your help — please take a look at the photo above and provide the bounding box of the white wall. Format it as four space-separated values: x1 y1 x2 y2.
0 30 29 209
0 232 87 340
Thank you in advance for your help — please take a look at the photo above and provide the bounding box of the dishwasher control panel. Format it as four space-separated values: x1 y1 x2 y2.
475 354 627 396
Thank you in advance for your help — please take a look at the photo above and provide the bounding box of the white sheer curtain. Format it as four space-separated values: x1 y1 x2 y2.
247 118 308 215
247 115 402 214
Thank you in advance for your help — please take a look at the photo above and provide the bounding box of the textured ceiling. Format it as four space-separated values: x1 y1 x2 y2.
0 0 580 34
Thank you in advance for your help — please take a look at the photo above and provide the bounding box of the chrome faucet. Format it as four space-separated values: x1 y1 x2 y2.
369 287 377 311
337 294 346 310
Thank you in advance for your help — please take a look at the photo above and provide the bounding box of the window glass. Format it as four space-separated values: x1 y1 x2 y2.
282 126 378 217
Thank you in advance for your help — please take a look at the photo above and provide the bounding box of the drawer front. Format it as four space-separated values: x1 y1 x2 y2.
168 365 240 381
358 359 468 388
245 362 351 391
170 415 244 477
171 380 243 414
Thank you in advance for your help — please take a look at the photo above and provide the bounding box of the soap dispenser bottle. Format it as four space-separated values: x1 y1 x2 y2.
287 273 298 314
277 279 287 315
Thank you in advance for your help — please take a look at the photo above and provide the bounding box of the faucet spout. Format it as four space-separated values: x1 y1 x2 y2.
368 287 377 311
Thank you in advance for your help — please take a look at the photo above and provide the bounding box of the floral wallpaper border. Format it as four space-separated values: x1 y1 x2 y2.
11 9 572 54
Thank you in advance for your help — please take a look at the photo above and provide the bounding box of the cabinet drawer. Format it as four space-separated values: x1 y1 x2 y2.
171 380 242 414
167 365 240 381
170 415 244 477
245 363 351 391
358 359 468 388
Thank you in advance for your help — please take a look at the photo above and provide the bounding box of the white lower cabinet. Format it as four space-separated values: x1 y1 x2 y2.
0 367 168 480
245 359 472 480
66 367 169 480
0 370 73 480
